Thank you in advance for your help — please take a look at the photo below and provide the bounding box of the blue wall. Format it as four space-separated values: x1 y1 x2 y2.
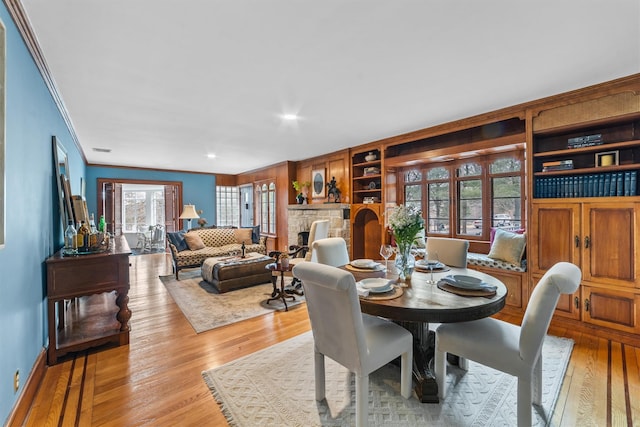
0 4 85 423
85 167 217 230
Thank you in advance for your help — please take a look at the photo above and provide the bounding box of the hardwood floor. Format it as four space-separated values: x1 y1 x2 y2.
23 253 639 426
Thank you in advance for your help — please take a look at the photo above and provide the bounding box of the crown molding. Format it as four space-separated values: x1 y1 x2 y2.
3 0 85 162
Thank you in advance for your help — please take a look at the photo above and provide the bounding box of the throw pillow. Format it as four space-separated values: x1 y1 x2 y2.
242 225 261 244
184 232 206 250
487 228 527 265
234 228 253 245
167 230 188 252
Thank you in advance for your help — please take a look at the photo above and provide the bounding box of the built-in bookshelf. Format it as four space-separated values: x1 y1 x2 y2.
533 117 640 198
351 149 382 204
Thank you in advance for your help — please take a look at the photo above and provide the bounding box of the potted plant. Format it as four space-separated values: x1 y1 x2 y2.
292 180 311 204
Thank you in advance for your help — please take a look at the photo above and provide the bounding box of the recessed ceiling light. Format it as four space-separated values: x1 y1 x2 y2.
92 147 111 153
282 113 299 121
207 153 217 159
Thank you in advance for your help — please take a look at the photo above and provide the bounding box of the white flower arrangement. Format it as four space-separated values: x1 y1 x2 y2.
387 205 425 247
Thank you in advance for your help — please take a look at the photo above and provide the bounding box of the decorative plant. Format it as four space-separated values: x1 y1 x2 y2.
292 180 311 195
387 205 425 247
197 210 207 227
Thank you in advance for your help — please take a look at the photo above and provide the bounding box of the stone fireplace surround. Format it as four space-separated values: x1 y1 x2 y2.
287 204 350 253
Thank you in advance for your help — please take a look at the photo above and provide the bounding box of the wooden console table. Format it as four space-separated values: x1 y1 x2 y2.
46 236 132 365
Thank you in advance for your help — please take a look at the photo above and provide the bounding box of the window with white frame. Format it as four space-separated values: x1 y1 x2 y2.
122 186 165 232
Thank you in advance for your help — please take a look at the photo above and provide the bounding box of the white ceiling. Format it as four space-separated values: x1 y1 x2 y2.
21 1 640 175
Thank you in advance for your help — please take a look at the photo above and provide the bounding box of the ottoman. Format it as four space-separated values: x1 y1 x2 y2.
201 252 274 293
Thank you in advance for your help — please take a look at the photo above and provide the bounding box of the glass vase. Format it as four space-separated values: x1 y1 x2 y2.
394 242 416 282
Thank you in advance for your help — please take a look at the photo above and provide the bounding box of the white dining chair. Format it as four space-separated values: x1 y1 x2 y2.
425 237 469 267
435 261 581 426
312 237 350 267
292 262 413 427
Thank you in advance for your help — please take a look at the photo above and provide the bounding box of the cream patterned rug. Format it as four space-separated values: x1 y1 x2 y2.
202 331 573 426
160 269 305 333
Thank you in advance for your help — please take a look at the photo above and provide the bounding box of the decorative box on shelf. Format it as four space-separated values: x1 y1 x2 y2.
363 196 379 204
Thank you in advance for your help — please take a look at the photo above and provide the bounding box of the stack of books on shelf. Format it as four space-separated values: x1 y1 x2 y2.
567 134 603 149
535 171 637 198
542 159 573 172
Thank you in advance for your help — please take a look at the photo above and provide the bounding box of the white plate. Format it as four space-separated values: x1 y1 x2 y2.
416 260 445 269
358 278 393 291
351 259 379 269
453 275 482 287
442 275 487 290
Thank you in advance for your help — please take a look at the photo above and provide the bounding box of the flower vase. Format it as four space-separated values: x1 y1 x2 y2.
394 242 415 282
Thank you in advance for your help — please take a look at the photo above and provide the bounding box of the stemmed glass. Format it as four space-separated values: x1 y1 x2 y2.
424 251 440 284
380 244 394 275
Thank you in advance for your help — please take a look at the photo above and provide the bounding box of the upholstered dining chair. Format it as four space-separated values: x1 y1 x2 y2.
292 262 413 427
311 237 350 267
425 237 469 267
435 261 581 427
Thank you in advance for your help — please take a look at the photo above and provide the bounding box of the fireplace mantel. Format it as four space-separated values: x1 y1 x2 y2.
288 203 350 210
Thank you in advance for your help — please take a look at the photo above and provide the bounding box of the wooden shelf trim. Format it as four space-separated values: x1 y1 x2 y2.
534 163 639 176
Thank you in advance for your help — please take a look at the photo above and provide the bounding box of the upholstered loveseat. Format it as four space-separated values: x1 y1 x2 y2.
167 226 268 279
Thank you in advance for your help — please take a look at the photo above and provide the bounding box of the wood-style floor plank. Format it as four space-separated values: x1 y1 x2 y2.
21 253 640 426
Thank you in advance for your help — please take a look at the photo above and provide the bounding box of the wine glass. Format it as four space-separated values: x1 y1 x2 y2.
425 251 440 284
380 244 393 274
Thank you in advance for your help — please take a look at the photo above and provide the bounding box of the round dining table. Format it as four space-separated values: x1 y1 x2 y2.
348 263 508 403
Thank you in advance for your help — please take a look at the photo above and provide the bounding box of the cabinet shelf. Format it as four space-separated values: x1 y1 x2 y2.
533 139 640 158
534 163 639 176
353 174 382 180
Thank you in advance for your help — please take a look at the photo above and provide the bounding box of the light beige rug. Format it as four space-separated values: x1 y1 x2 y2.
160 269 305 333
203 331 573 426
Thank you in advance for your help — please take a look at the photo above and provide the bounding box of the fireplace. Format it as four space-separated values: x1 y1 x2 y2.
287 204 350 253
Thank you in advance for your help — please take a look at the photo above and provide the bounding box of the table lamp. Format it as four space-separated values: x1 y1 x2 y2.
179 204 200 230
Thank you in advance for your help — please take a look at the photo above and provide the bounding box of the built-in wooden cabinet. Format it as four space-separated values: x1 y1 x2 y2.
530 93 640 334
531 200 640 332
351 149 382 205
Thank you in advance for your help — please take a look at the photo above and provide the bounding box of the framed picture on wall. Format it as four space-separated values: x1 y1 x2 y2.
312 169 325 198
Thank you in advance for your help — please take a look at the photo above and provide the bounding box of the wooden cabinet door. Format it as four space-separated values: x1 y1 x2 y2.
582 285 640 333
530 202 581 275
582 202 639 288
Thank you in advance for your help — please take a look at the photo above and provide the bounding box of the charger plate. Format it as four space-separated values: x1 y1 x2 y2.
360 285 403 301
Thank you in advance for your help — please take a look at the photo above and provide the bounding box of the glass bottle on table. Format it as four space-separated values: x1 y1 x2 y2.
63 220 77 255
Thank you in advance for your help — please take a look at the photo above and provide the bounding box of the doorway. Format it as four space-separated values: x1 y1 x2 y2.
97 178 182 241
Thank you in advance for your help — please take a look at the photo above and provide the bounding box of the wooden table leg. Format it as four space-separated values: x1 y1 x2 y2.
267 271 295 311
396 320 440 403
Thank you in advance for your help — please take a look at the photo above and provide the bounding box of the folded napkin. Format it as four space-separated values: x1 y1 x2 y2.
439 275 497 292
355 284 370 297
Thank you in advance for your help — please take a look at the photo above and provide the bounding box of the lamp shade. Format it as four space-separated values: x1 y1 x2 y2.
179 204 200 219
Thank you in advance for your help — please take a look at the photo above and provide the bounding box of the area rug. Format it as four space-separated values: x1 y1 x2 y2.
160 270 304 333
202 331 573 426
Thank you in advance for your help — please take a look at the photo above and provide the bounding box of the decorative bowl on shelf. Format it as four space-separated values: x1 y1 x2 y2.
365 152 377 162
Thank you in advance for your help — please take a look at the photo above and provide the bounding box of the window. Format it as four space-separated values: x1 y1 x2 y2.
256 180 276 234
122 186 165 232
457 162 482 236
427 167 450 234
399 150 524 241
489 157 522 230
216 186 240 227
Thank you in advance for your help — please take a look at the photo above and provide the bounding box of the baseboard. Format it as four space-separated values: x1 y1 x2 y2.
5 348 47 427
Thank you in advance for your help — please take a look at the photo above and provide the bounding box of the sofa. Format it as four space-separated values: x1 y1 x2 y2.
167 226 269 279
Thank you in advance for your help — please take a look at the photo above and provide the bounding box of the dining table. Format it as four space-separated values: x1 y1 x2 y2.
345 260 508 403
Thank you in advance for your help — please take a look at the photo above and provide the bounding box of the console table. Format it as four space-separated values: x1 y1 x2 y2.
46 236 132 365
